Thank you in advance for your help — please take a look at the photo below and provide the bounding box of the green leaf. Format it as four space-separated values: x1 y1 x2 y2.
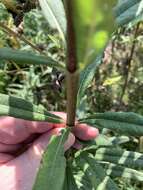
39 0 66 42
101 163 143 182
80 112 143 136
77 53 103 108
114 0 143 26
63 161 79 190
108 136 131 145
79 135 132 152
95 147 143 170
0 48 63 69
76 152 119 190
33 128 68 190
68 0 116 69
0 93 63 123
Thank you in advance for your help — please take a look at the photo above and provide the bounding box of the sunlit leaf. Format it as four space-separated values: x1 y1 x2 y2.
95 147 143 169
0 93 63 123
103 76 122 86
33 129 68 190
102 163 143 182
76 152 119 190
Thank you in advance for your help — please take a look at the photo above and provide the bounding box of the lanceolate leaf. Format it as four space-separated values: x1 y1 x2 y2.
76 152 119 190
101 163 143 182
80 112 143 136
39 0 66 42
108 136 131 145
66 0 116 69
77 53 103 108
114 0 143 26
0 48 63 69
95 147 143 170
33 129 68 190
0 93 63 123
79 135 132 152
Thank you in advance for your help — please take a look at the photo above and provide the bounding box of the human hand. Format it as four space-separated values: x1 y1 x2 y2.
0 112 99 190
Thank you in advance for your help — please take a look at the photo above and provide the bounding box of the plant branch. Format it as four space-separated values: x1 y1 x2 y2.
118 23 140 107
65 1 79 127
0 22 43 54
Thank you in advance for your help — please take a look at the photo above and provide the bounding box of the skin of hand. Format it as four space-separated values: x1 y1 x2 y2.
0 112 99 190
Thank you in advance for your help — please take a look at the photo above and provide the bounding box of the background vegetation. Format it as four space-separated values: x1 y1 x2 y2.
0 0 143 189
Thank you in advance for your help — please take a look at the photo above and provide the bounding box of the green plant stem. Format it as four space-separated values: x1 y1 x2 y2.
66 71 79 127
65 1 79 127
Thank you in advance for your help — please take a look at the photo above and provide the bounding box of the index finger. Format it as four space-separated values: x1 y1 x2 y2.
0 116 65 144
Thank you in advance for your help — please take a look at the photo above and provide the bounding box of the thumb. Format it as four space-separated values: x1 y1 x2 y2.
0 129 75 190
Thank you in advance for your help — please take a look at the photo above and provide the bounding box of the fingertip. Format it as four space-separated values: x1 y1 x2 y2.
73 124 99 141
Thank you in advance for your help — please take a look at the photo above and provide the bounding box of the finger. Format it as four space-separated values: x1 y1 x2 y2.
0 142 21 153
73 123 99 140
51 113 99 141
0 153 14 164
28 128 75 159
0 128 75 190
72 139 83 149
0 116 65 144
